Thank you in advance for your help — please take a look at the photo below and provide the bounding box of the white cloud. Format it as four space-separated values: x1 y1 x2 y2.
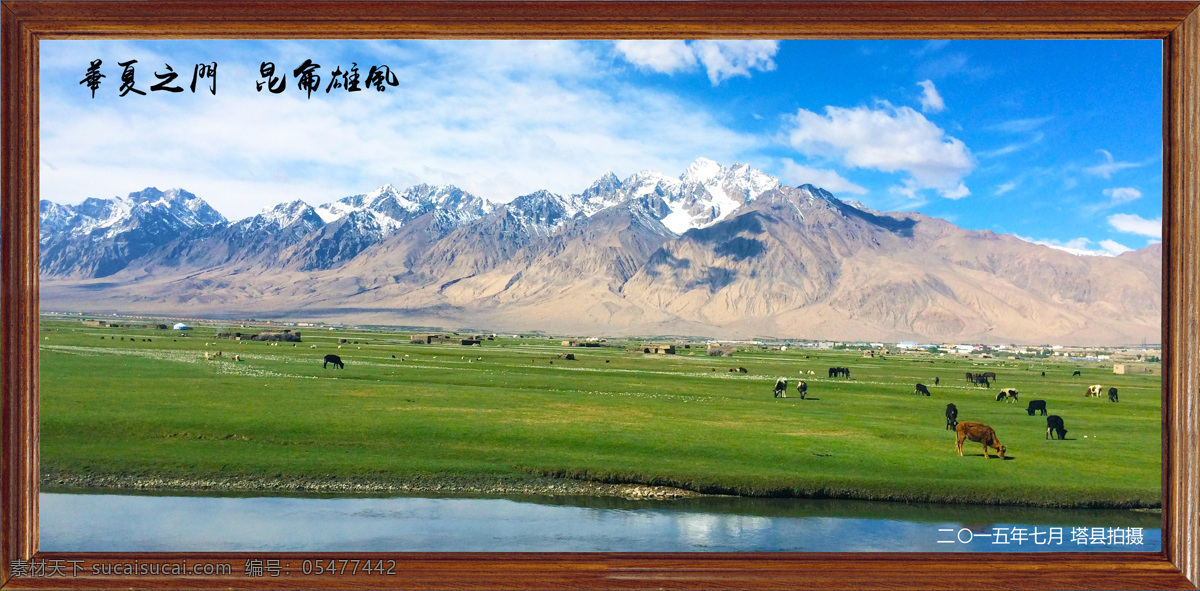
1015 235 1132 257
993 181 1017 196
987 116 1052 134
778 159 867 195
1108 213 1162 238
979 132 1044 158
1098 239 1134 255
612 40 696 74
912 40 950 57
1103 187 1143 205
612 40 779 85
40 40 764 220
916 80 944 113
785 102 974 200
1084 149 1144 179
691 41 779 85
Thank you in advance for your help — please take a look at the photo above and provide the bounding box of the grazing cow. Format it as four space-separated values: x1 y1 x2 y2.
796 380 808 399
774 377 788 398
981 372 997 380
738 367 748 374
1072 370 1082 377
1041 371 1046 377
1026 400 1047 416
233 355 241 361
964 372 975 383
1086 384 1103 398
973 375 991 388
1109 387 1119 403
323 354 344 369
830 367 838 378
1046 415 1068 440
914 383 931 396
565 353 576 361
999 388 1018 403
945 403 958 430
934 377 940 386
955 421 1007 459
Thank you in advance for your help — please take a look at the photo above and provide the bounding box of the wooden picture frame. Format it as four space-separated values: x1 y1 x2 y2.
3 2 1198 589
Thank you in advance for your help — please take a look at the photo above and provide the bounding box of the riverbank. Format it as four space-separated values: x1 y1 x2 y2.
40 472 706 501
40 470 1162 510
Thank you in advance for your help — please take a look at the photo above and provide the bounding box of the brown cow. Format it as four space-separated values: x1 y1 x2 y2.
1086 384 1103 398
955 421 1007 459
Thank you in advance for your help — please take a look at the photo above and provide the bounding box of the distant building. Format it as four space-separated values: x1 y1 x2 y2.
654 345 676 355
172 323 190 331
1113 364 1127 374
410 333 444 344
862 350 875 358
707 344 736 357
461 339 482 346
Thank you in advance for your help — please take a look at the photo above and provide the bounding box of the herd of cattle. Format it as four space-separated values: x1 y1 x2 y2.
772 367 1124 461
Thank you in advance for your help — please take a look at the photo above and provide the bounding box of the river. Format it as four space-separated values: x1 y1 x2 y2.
41 491 1160 552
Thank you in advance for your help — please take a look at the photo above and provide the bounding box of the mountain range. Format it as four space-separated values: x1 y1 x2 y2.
38 159 1162 345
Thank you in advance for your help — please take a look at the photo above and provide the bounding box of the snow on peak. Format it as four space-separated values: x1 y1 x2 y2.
255 200 318 229
681 157 723 184
315 183 489 233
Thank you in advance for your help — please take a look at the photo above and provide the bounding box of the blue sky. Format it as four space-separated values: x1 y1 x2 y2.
40 40 1163 255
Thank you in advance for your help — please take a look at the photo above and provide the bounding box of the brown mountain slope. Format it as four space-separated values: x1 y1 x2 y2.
40 186 1161 345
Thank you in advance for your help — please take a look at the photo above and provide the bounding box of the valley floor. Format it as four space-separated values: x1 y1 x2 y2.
39 318 1163 508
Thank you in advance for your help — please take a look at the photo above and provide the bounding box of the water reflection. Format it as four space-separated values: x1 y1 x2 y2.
41 492 1161 553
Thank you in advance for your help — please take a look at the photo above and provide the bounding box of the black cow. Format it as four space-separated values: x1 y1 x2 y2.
1109 387 1119 403
323 354 344 369
828 367 850 378
738 367 748 374
1026 399 1047 416
914 383 931 396
945 403 958 430
934 377 940 386
774 378 788 398
1046 415 1068 440
1072 370 1082 377
1041 371 1046 377
973 375 991 388
796 380 808 399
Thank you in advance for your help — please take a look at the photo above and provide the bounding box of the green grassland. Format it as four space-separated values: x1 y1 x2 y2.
39 318 1162 507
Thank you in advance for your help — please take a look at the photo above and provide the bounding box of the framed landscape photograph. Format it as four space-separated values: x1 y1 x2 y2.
3 2 1199 590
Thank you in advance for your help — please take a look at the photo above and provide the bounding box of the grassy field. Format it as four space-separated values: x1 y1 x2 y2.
39 318 1162 507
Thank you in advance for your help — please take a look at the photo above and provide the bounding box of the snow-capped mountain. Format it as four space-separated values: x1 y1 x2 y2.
659 158 780 233
236 200 326 240
315 183 491 234
39 164 1163 344
39 188 227 278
